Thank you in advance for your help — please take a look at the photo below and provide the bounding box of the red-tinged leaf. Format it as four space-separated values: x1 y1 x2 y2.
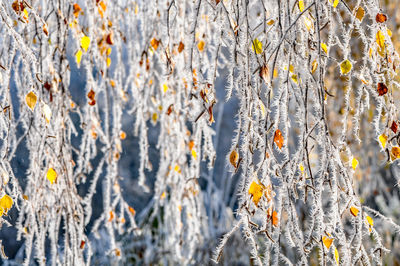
376 13 387 23
391 121 398 133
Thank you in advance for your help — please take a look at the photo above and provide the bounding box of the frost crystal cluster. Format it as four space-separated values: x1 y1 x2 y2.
0 0 400 265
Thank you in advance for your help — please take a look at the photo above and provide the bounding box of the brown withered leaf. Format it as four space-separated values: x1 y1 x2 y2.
274 129 284 149
260 65 270 85
166 104 174 115
376 13 387 23
88 89 95 100
106 32 114 45
377 82 388 96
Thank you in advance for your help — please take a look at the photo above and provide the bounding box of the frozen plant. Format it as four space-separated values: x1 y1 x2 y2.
0 0 400 265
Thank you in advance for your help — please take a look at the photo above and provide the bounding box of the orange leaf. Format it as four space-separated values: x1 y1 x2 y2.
350 206 359 217
322 236 333 250
272 211 278 227
73 3 81 18
274 129 284 149
197 40 205 52
108 211 114 222
229 150 239 168
128 206 136 216
376 13 387 23
178 41 184 53
150 38 160 50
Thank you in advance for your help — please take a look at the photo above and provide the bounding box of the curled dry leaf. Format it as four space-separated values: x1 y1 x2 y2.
106 32 114 45
260 65 270 85
377 82 388 96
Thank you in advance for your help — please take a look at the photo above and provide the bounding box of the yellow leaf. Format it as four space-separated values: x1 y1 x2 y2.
387 29 392 38
229 150 239 168
81 35 91 52
291 74 298 84
366 215 374 227
267 19 275 25
76 49 83 66
47 167 57 184
355 7 365 21
289 64 294 73
298 0 304 12
106 57 111 68
162 83 168 93
273 68 278 78
191 149 197 160
340 59 352 75
252 38 263 54
26 91 37 111
376 30 385 49
378 134 388 149
332 0 339 8
321 42 328 54
351 157 358 170
299 163 305 172
42 104 52 123
311 60 318 74
303 16 314 32
335 247 339 265
248 181 265 206
350 206 359 217
0 194 13 215
152 113 158 123
23 9 29 22
322 236 333 250
259 99 266 119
